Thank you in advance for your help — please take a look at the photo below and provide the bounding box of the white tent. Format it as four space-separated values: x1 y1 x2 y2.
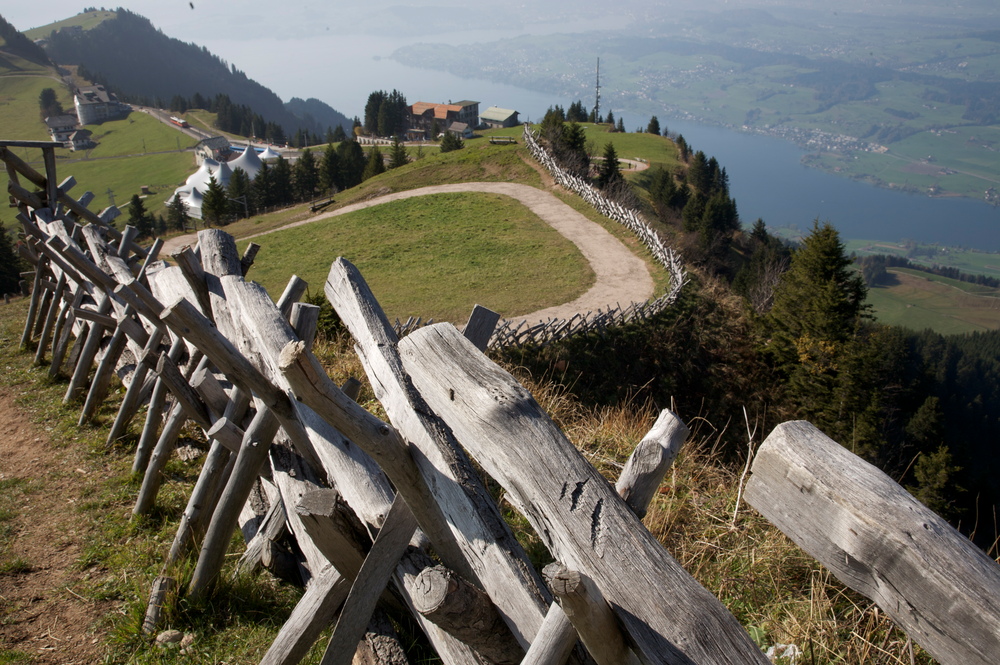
229 144 263 179
180 187 204 219
259 145 282 162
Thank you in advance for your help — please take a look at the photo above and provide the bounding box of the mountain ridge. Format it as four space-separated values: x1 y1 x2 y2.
34 9 350 138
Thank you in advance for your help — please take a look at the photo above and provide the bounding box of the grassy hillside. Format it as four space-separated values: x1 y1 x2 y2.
240 192 594 323
22 10 117 38
0 292 939 665
0 76 198 217
866 268 1000 334
0 69 71 140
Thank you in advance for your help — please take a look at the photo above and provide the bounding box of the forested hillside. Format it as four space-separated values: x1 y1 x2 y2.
0 14 49 65
525 109 1000 547
40 9 349 138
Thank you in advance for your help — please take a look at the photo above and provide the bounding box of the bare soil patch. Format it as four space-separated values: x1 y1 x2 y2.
0 386 113 664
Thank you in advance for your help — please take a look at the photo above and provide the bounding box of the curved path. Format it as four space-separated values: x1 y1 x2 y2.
164 182 654 324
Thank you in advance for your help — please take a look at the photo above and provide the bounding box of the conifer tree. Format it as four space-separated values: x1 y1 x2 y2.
127 194 155 239
293 148 318 201
227 167 252 218
439 132 464 153
201 175 230 226
319 143 341 194
166 193 191 232
766 220 868 369
362 146 386 180
271 156 293 205
338 140 366 189
597 142 623 189
647 116 661 135
388 137 409 169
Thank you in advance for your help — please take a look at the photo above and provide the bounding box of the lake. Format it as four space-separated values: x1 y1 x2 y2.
203 31 999 252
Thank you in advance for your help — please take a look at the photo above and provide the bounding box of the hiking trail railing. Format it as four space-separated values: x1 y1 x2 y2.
5 139 999 665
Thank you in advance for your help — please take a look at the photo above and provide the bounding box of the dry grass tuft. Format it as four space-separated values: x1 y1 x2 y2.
512 361 936 664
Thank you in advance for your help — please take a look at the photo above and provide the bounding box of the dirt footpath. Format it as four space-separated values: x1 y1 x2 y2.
164 182 654 324
0 387 111 664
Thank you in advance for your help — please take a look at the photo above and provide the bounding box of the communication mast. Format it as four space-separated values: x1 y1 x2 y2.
594 57 601 122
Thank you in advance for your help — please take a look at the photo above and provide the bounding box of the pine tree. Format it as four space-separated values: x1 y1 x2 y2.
439 132 464 153
293 148 318 201
388 137 409 169
319 143 341 195
338 140 366 189
597 142 623 189
166 193 191 232
227 167 252 218
252 161 274 211
201 175 230 226
362 146 386 180
271 156 293 206
647 116 661 135
605 109 615 127
616 117 625 133
767 221 868 366
127 194 155 239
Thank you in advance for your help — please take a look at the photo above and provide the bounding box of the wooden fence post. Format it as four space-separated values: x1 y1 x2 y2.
543 563 641 665
397 322 768 664
744 420 1000 665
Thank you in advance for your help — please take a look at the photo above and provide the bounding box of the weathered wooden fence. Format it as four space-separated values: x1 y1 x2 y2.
491 125 688 348
391 126 688 349
6 139 1000 665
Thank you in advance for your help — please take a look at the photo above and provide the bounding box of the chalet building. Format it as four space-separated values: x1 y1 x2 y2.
44 115 79 143
453 100 480 127
69 129 94 151
194 136 233 164
480 106 520 129
447 122 474 139
408 100 480 139
74 85 130 125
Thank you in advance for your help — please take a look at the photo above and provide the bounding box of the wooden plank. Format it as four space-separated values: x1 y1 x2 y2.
615 410 688 519
33 273 66 364
744 420 1000 665
320 494 418 665
543 563 641 665
188 407 282 599
411 565 523 665
397 323 769 665
165 387 252 565
132 354 209 516
525 409 690 665
461 305 500 352
259 564 351 665
322 259 552 648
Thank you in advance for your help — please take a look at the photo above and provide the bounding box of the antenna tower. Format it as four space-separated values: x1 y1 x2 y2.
594 57 601 122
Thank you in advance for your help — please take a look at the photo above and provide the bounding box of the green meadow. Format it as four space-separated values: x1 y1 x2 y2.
238 191 594 323
22 11 118 38
866 268 1000 334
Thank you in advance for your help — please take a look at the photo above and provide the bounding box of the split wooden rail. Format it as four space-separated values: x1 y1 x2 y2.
6 140 999 665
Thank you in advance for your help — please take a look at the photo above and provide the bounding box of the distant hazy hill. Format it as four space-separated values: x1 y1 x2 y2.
39 9 349 137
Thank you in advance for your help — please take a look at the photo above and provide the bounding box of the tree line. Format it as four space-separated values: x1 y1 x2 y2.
858 253 1000 289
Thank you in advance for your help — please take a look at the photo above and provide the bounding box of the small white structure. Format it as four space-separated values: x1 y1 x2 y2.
229 145 262 179
259 145 282 162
